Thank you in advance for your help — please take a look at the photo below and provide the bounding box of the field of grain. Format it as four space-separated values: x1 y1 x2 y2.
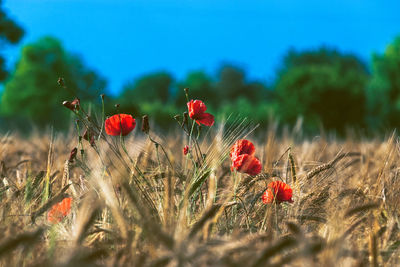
0 117 400 266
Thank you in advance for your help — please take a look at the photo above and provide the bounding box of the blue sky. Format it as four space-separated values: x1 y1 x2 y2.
2 0 400 95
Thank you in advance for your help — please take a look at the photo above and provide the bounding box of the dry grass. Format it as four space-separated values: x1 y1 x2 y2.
1 122 400 267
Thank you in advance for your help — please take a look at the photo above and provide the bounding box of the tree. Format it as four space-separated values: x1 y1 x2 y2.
116 72 175 129
175 70 217 106
367 36 400 130
1 36 107 129
120 72 173 105
215 64 266 104
0 0 24 81
274 48 369 133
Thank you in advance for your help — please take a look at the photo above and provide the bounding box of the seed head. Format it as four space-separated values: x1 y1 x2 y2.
183 112 189 127
69 147 77 162
141 115 150 134
57 77 65 87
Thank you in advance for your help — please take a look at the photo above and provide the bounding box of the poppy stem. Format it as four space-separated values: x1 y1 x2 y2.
98 94 105 141
194 124 204 162
188 121 203 165
117 135 156 211
274 202 279 233
155 143 162 170
119 135 134 165
75 120 85 161
117 114 134 165
147 134 174 170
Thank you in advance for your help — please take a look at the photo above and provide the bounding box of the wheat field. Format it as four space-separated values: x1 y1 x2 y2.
0 116 400 266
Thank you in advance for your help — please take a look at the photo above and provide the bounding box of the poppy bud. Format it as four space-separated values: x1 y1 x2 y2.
141 115 150 134
183 112 189 127
57 77 65 87
115 104 120 108
83 129 96 146
72 98 80 111
62 98 80 111
89 136 95 147
100 94 105 101
83 129 90 141
183 145 189 155
62 101 73 110
69 147 77 162
184 87 189 95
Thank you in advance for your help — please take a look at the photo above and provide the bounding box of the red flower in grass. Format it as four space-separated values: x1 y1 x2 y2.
262 181 293 204
105 114 136 136
47 197 72 223
230 139 255 160
183 145 189 155
231 154 262 176
187 100 214 126
230 139 261 175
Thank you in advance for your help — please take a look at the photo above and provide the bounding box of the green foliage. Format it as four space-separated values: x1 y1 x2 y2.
119 66 271 130
215 65 266 104
116 72 174 122
120 72 173 104
367 37 400 130
275 48 369 133
4 33 400 135
174 66 269 112
175 70 217 107
0 0 24 81
1 36 106 129
115 72 175 128
139 101 179 130
217 97 275 128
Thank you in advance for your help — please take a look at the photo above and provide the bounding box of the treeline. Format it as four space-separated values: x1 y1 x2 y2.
1 35 400 135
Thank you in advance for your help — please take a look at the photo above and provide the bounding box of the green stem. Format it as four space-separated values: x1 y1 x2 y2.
75 120 84 161
98 95 105 141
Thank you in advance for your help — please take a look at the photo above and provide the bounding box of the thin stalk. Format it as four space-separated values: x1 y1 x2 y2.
98 95 105 141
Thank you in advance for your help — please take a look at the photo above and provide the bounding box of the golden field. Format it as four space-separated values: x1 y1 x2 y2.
0 121 399 266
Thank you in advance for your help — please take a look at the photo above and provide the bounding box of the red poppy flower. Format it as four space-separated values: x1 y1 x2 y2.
105 114 136 136
187 100 214 126
231 154 262 176
47 197 72 223
183 145 189 155
262 181 293 204
230 139 255 160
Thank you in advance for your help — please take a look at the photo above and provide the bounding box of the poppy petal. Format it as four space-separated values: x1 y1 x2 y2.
230 139 256 160
105 114 136 136
262 188 274 204
183 145 189 155
195 113 214 126
262 181 293 204
187 100 210 121
48 197 72 223
232 154 262 176
192 100 207 113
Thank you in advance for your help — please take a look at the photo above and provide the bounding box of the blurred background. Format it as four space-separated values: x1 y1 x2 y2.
0 0 399 135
